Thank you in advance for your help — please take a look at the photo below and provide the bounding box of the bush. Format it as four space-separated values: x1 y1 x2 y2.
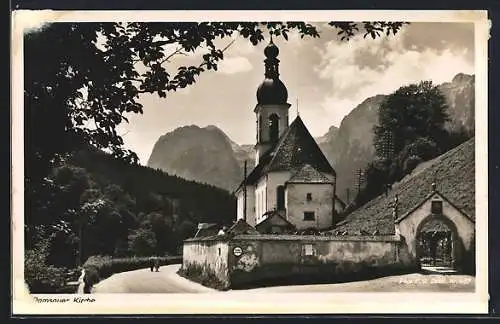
24 239 70 293
83 255 182 283
404 155 424 174
406 137 440 161
178 263 228 290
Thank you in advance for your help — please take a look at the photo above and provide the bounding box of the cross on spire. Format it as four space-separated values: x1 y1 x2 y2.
296 97 299 116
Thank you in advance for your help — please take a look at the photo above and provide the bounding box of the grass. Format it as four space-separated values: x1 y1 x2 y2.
177 263 229 291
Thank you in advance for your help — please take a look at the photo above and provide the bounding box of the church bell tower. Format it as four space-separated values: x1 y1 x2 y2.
254 38 291 165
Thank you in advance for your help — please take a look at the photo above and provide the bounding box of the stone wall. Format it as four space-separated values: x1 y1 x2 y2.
226 234 415 288
182 237 230 289
182 234 416 290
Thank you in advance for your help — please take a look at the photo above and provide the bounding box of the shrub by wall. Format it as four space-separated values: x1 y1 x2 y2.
25 247 68 293
177 263 229 291
25 240 81 293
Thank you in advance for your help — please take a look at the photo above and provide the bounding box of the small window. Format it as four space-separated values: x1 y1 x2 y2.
431 200 443 214
277 185 285 210
306 193 312 202
304 244 314 256
304 211 315 221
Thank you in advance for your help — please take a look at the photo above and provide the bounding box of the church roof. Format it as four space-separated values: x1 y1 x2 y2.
236 116 335 191
334 138 475 235
265 116 335 174
287 164 333 184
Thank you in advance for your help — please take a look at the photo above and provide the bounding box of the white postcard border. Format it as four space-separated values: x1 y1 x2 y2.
11 9 490 315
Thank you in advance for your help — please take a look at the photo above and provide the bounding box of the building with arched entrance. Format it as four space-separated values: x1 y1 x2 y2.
395 185 475 273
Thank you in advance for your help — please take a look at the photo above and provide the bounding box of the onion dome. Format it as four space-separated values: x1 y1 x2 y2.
256 79 288 105
264 39 279 59
256 38 288 105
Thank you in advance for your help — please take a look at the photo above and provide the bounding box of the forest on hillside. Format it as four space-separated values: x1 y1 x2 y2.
25 147 236 271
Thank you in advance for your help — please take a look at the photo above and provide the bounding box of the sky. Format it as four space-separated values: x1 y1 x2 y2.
117 22 475 164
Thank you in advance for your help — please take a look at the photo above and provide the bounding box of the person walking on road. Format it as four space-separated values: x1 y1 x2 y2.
149 256 155 272
154 256 160 272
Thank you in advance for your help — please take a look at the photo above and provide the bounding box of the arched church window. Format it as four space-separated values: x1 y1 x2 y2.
277 185 285 211
269 114 279 142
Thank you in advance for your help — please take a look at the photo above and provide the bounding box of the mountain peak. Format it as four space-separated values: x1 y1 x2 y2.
204 125 222 131
452 73 474 83
328 125 339 133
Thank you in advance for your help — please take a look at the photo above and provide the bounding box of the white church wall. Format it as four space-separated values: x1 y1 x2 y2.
245 188 256 226
285 183 335 230
237 193 243 221
255 177 267 224
266 171 292 212
236 187 257 226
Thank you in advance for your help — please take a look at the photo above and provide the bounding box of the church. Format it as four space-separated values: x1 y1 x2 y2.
183 39 475 289
234 39 344 232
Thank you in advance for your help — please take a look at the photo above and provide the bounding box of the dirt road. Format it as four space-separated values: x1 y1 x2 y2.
90 264 475 293
91 264 214 293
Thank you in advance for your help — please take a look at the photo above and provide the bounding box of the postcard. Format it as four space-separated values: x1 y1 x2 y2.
11 9 489 315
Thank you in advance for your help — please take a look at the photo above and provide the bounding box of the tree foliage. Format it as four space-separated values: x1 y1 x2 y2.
351 80 463 209
25 236 70 293
25 21 408 183
128 226 157 257
374 81 449 159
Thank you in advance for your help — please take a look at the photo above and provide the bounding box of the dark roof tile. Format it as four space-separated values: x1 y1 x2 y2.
287 164 333 184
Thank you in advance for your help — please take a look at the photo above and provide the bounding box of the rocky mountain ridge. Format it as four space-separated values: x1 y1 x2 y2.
147 73 475 199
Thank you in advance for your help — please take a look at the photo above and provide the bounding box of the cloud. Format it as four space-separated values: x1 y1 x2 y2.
315 26 474 127
217 56 253 75
226 36 259 56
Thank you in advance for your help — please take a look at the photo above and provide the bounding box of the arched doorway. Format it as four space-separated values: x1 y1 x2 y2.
415 214 463 272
